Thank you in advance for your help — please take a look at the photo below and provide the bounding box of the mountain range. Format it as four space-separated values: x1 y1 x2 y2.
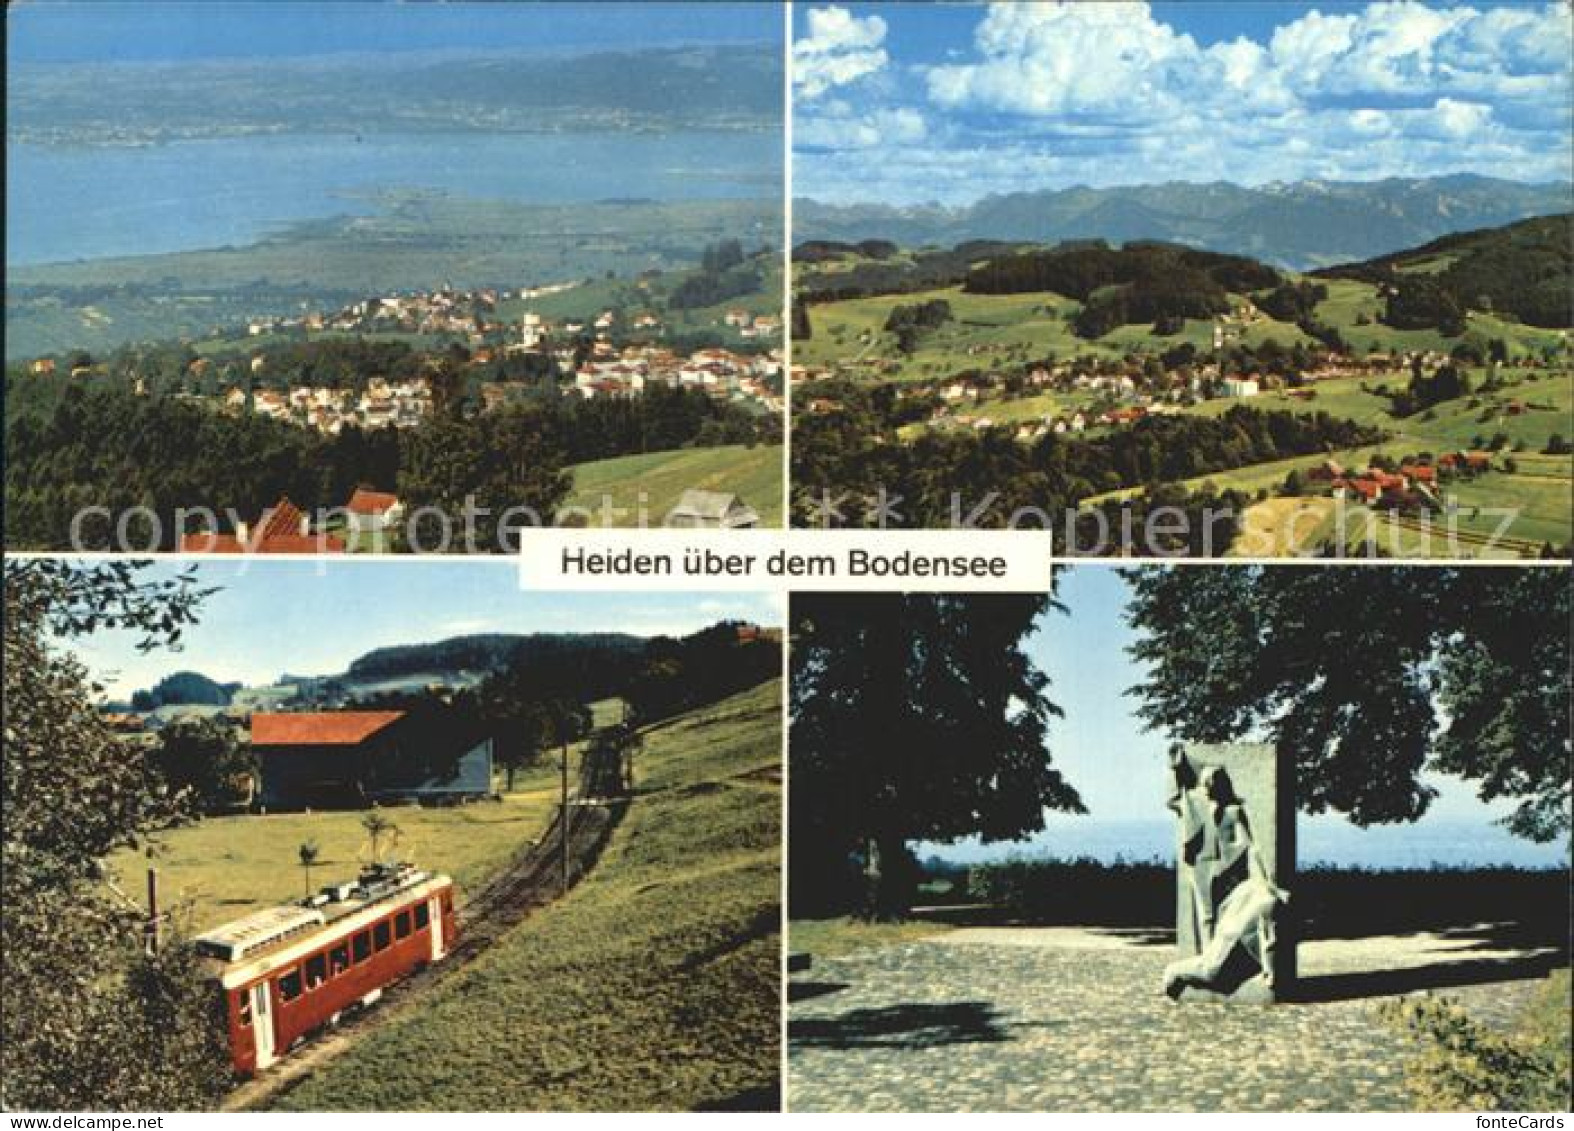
794 175 1572 271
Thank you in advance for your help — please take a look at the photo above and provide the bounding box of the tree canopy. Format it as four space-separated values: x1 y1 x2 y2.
1124 566 1571 841
3 559 228 1108
790 592 1083 916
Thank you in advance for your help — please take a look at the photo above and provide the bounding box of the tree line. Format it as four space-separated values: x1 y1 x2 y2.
962 242 1282 340
791 569 1569 918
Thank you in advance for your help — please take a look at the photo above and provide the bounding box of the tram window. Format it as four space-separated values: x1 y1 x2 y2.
395 911 412 940
278 968 303 1003
237 994 252 1028
352 931 371 964
329 943 350 975
373 921 391 951
414 903 430 930
305 954 327 989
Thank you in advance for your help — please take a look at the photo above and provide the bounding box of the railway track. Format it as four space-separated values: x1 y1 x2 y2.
223 750 628 1111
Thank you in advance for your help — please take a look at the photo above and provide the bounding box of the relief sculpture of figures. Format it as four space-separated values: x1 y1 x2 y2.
1164 746 1291 999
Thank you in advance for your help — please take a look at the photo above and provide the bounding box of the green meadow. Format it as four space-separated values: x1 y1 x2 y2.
563 443 783 527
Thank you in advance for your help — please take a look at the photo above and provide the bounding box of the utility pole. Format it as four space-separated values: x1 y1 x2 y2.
560 735 570 896
145 867 160 956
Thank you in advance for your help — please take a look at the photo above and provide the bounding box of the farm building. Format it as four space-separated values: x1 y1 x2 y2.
252 710 492 809
666 489 760 529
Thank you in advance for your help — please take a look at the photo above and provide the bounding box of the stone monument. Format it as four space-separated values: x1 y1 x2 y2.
1162 742 1295 1003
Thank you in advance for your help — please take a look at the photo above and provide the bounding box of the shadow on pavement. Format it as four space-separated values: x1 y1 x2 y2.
1294 950 1566 1004
694 1083 781 1112
789 980 851 1003
790 1001 1008 1049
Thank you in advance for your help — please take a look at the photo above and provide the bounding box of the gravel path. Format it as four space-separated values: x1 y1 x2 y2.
788 927 1564 1112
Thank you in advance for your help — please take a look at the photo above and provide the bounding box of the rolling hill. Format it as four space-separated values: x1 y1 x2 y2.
794 175 1571 271
1313 214 1572 332
793 218 1572 384
793 218 1572 554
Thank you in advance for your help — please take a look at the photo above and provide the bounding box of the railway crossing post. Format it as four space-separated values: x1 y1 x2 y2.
145 867 160 956
561 737 570 896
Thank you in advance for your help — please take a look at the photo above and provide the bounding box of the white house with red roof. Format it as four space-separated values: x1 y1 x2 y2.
344 487 404 537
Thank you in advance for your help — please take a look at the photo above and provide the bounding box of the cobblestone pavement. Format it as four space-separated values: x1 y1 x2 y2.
787 927 1564 1112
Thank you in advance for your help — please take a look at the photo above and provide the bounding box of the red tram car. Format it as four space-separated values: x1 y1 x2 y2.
193 862 456 1075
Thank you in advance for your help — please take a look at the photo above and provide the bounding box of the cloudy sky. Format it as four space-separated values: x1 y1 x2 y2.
794 0 1573 205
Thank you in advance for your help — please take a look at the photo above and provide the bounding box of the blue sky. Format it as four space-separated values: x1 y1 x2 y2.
65 560 782 698
8 2 781 65
793 1 1574 204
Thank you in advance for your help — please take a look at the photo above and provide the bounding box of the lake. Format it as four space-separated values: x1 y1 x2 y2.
6 129 783 266
921 817 1571 871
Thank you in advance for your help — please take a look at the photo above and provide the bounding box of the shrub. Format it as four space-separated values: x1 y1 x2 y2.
1379 971 1571 1112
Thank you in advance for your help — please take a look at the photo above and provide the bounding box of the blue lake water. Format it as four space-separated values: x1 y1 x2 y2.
921 818 1571 872
7 130 783 266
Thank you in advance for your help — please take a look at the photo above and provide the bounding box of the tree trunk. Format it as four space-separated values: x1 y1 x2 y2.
874 830 912 920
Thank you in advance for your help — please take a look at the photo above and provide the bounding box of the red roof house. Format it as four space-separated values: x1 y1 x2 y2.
345 488 400 517
252 711 405 748
179 497 346 554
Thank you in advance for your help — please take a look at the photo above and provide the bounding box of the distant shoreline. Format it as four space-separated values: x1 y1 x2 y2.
920 817 1571 872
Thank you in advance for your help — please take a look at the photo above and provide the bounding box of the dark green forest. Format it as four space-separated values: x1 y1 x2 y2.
4 376 777 550
1314 213 1573 332
963 241 1283 339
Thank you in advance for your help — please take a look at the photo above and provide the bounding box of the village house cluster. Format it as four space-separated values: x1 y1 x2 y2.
232 375 434 433
1308 451 1494 507
571 344 783 415
199 283 785 431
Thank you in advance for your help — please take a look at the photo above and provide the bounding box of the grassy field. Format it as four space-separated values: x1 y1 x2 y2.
788 917 953 959
796 273 1572 387
796 285 1142 383
1314 278 1568 358
794 245 1569 553
274 678 783 1111
563 443 783 527
1185 368 1572 453
108 763 563 935
1171 367 1572 553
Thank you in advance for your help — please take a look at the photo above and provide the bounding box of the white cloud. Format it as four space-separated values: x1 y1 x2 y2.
794 0 1572 202
927 2 1202 119
797 105 927 151
794 6 889 100
1432 96 1494 138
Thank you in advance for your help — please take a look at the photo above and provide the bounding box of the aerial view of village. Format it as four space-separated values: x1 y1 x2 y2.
3 556 785 1109
5 3 786 550
790 2 1572 556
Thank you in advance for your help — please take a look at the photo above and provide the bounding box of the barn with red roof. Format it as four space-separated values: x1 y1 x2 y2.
251 709 492 809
